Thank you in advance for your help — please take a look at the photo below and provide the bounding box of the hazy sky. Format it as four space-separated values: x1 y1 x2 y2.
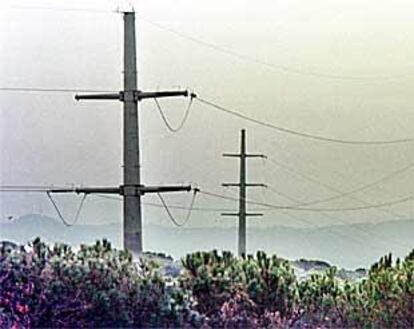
1 0 414 235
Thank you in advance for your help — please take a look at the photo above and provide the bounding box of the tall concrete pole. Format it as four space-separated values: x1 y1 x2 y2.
65 11 192 257
123 12 142 255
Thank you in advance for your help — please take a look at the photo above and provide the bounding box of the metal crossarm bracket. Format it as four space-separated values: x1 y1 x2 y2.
49 185 192 196
75 90 191 103
140 185 192 194
222 183 267 188
137 90 189 101
75 93 121 101
221 213 263 217
48 187 121 194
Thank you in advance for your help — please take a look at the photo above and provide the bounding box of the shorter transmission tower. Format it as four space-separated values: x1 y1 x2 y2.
222 129 266 257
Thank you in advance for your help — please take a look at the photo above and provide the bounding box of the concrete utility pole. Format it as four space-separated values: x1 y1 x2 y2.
49 12 194 257
222 129 266 257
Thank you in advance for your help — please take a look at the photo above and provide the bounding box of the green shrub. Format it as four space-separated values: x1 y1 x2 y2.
0 238 192 328
181 250 297 324
1 240 413 328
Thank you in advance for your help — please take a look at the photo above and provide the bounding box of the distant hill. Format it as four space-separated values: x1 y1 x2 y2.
1 214 412 269
0 214 122 247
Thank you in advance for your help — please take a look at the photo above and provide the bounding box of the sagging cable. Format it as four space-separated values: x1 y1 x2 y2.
46 191 87 227
154 93 195 133
157 188 198 227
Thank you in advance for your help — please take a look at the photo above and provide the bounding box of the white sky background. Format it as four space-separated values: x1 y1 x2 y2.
1 0 414 229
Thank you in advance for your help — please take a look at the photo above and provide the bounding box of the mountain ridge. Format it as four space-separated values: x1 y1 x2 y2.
1 213 412 269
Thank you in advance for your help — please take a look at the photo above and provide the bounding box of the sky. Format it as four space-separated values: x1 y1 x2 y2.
1 0 414 237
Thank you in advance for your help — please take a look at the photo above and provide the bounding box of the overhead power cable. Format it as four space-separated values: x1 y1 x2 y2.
9 5 115 14
266 158 414 207
196 97 414 145
2 186 410 248
0 185 68 189
46 191 87 227
4 86 414 147
156 189 198 227
7 5 413 81
0 87 114 94
0 187 70 193
264 184 411 249
0 187 235 212
95 193 236 212
139 16 414 81
265 157 408 220
3 185 411 213
92 190 411 250
198 189 413 212
5 5 414 81
153 94 195 132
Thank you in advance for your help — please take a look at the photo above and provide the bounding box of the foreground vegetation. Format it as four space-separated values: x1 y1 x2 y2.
1 239 413 328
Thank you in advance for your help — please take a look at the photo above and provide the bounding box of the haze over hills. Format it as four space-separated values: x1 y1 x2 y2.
1 214 412 269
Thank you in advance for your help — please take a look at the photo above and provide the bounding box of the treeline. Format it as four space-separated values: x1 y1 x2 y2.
0 238 413 328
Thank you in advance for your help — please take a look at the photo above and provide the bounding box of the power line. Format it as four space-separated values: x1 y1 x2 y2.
196 97 414 145
0 185 68 189
94 193 237 212
95 187 393 249
265 157 409 220
46 191 87 227
264 131 414 221
139 16 414 82
266 158 414 208
9 5 116 14
153 94 195 133
198 189 413 212
0 189 57 193
3 185 412 212
1 185 411 248
263 184 411 250
157 190 198 227
237 176 382 250
6 5 413 81
295 196 413 212
0 87 114 94
4 86 414 147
